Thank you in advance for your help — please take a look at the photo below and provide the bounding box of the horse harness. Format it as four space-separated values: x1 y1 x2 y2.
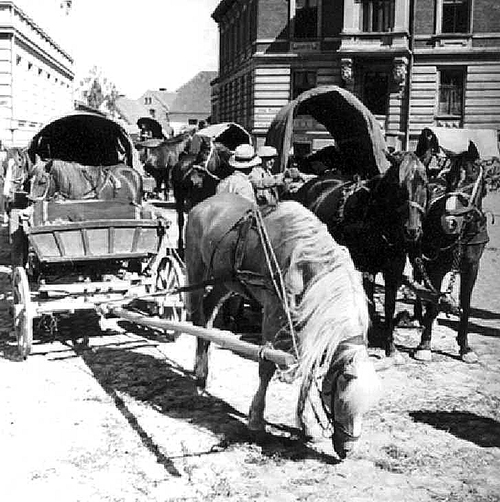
414 166 488 309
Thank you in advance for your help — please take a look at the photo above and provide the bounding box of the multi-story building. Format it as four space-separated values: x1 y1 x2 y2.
0 1 74 147
211 0 500 153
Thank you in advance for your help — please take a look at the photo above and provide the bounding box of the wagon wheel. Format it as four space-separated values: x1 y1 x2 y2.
155 255 186 339
12 266 34 359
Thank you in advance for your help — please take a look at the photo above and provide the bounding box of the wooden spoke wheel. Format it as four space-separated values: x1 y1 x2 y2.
12 266 34 359
155 255 186 338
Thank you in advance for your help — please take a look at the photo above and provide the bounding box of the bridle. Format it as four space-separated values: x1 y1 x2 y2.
312 336 366 439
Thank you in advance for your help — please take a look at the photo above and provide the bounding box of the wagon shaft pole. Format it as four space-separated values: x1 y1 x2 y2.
110 307 297 368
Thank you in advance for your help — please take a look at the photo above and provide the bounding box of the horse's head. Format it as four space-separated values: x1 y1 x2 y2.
445 141 482 192
2 148 32 203
432 141 485 237
28 158 55 201
197 141 233 179
319 345 381 459
186 141 233 191
378 152 428 243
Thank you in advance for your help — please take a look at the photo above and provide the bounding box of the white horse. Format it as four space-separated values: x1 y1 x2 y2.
185 194 381 458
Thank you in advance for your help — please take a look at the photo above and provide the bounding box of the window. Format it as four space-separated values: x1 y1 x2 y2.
362 72 389 115
361 0 394 32
188 119 198 125
294 0 318 39
442 0 469 33
438 68 465 117
149 108 156 118
144 97 152 105
292 70 317 99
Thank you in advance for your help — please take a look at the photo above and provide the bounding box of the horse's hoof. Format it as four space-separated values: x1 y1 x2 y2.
196 386 208 397
195 377 207 395
413 349 432 362
461 351 478 364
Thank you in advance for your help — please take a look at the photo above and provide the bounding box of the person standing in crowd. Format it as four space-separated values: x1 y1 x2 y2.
249 145 281 206
216 143 259 203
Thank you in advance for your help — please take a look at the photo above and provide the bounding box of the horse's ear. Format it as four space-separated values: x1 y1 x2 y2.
468 141 480 160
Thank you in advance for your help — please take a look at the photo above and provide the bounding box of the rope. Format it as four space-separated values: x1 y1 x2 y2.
253 208 300 360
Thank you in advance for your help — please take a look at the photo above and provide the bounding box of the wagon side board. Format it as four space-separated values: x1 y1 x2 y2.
26 199 166 263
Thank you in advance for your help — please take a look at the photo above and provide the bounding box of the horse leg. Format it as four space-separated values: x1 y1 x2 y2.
363 274 379 348
414 268 446 362
175 200 185 255
193 285 232 391
248 298 281 431
383 255 406 362
363 274 376 321
457 244 484 363
161 168 169 200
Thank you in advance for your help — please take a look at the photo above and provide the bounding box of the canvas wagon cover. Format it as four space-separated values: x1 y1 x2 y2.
27 111 137 168
426 127 499 158
190 122 252 155
265 86 390 176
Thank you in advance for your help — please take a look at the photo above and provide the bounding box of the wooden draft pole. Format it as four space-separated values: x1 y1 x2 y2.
111 307 297 368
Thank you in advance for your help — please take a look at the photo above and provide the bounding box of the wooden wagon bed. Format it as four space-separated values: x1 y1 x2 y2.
27 199 163 264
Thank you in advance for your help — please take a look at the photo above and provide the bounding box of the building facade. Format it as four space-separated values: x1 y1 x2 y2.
0 2 74 147
0 2 74 146
212 0 500 152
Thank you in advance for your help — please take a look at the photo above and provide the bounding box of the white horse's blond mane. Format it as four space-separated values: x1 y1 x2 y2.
270 201 370 419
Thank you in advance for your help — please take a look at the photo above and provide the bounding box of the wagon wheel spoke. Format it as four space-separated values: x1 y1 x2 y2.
11 266 34 359
154 256 186 338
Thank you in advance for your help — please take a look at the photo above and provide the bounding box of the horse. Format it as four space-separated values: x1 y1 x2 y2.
1 147 33 216
29 159 143 204
185 194 381 459
293 152 428 360
171 140 233 251
138 131 192 199
410 141 488 363
1 148 34 265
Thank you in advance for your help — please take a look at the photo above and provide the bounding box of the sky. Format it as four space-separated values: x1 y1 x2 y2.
18 0 221 98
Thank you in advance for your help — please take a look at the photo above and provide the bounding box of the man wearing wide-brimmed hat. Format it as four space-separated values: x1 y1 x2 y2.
216 143 259 203
248 145 281 206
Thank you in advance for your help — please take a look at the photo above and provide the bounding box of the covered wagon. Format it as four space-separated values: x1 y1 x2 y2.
265 85 390 179
10 111 184 359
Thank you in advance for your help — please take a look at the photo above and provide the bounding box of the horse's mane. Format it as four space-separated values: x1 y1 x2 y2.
269 201 369 419
397 152 427 186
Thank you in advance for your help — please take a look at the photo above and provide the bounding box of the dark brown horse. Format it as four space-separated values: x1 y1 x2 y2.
185 195 381 458
171 141 232 251
410 141 488 363
138 131 192 199
293 153 428 360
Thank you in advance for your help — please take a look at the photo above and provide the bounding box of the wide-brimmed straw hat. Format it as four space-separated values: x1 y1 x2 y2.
256 145 278 158
229 144 261 170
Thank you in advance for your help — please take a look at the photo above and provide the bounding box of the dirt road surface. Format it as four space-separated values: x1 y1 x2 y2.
0 195 499 502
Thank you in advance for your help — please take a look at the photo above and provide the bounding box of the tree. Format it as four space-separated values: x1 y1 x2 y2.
86 79 104 110
104 84 120 118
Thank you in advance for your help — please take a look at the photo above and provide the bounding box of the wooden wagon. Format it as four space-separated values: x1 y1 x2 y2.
10 111 185 359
